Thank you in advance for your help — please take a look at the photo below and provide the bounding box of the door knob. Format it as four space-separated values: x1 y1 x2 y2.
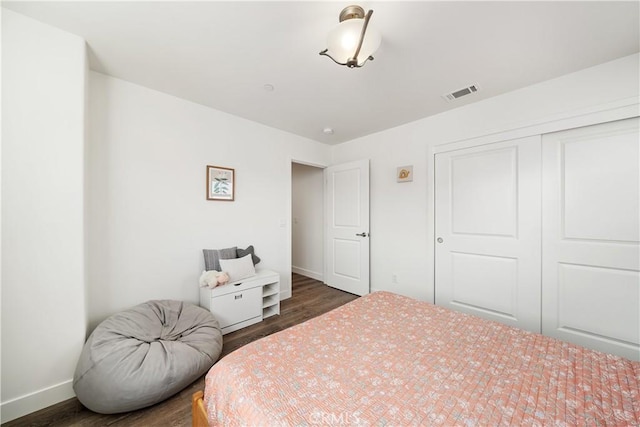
356 232 369 237
437 237 443 243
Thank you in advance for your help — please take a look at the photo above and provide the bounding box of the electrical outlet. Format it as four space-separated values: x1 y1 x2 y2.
392 274 398 284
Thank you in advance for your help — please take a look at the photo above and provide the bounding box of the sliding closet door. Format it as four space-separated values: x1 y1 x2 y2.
435 136 541 332
542 117 639 361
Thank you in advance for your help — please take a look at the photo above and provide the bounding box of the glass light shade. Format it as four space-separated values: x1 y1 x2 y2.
325 18 381 66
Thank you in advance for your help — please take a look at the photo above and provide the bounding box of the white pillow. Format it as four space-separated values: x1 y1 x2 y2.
219 254 256 282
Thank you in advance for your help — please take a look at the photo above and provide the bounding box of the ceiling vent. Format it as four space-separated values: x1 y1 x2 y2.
442 84 479 102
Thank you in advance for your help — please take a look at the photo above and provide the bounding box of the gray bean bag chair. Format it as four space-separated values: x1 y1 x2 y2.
73 300 222 414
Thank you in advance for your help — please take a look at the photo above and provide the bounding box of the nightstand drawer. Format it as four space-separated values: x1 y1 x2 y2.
199 269 280 334
211 286 262 329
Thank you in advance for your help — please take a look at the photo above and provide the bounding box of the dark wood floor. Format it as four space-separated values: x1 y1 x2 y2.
4 274 358 427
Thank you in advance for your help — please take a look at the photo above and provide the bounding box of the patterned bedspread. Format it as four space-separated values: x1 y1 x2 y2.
204 291 640 426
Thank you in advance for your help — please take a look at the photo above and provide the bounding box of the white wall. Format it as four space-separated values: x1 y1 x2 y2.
1 10 87 423
331 53 640 302
291 162 324 281
88 72 329 330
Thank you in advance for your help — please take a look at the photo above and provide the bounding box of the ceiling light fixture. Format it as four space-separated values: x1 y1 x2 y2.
319 5 381 68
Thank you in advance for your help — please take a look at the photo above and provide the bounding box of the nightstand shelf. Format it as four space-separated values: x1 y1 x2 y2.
263 305 279 319
200 269 280 334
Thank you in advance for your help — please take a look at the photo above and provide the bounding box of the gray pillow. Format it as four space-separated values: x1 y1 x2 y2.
237 245 261 265
203 246 237 271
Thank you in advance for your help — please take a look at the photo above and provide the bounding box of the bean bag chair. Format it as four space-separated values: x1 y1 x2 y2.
73 300 222 414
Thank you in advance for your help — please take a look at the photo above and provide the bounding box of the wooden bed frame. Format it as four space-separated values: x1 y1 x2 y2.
191 391 209 427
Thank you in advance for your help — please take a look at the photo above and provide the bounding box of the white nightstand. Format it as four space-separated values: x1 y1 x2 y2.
199 269 280 334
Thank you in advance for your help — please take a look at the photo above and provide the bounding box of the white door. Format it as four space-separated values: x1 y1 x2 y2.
542 118 639 361
324 159 370 296
435 136 542 332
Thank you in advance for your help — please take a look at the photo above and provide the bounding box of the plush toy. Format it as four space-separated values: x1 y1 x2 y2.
199 270 230 288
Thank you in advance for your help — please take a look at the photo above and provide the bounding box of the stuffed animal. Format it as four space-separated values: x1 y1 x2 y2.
199 270 230 288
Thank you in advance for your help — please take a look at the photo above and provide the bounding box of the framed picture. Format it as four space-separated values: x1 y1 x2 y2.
397 165 413 183
206 165 235 201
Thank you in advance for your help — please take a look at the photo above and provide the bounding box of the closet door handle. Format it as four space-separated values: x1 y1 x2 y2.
355 232 369 237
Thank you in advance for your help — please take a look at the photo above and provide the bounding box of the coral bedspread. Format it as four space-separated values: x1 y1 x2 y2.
204 291 640 426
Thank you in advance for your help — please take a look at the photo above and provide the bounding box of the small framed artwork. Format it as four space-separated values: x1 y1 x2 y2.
206 165 235 201
397 165 413 183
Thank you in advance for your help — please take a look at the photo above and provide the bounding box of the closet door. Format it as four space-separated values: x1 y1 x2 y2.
542 117 639 361
435 136 541 332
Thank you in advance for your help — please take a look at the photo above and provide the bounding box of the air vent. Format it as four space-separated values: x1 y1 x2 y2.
442 84 479 102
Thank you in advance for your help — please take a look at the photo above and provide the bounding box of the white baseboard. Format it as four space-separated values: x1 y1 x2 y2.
291 266 323 282
1 379 75 423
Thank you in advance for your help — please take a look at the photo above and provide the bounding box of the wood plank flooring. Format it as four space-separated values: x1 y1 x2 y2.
4 274 358 427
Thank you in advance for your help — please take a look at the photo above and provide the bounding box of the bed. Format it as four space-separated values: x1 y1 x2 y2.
193 291 640 426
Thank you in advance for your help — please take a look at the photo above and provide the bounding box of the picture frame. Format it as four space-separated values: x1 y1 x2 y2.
206 165 235 201
397 165 413 183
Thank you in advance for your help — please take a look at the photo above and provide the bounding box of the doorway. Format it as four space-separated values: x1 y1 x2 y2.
289 159 371 298
291 162 325 294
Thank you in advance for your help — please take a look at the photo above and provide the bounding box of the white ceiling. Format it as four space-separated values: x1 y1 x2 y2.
4 1 639 144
